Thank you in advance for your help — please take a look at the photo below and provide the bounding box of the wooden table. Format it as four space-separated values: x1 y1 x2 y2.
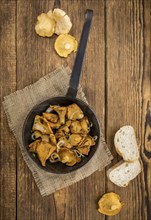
0 0 151 219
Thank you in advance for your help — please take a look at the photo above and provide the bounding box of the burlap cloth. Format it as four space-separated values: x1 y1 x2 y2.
3 66 113 197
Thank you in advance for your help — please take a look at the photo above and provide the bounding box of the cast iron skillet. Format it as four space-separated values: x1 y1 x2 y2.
22 9 100 174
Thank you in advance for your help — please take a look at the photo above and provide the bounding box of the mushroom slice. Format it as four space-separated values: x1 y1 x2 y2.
78 146 90 155
58 148 81 166
80 117 90 134
33 131 50 142
98 192 124 216
50 133 57 145
35 13 55 37
58 136 72 149
54 34 77 57
57 120 71 135
48 121 61 129
68 134 82 146
50 105 67 125
32 115 50 134
67 104 84 120
55 130 65 139
29 139 41 153
52 8 72 35
41 135 50 143
36 141 56 166
70 120 82 134
33 131 42 139
43 112 59 123
78 135 95 148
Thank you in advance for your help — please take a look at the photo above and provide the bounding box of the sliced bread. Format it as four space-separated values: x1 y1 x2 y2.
107 160 141 187
114 125 139 161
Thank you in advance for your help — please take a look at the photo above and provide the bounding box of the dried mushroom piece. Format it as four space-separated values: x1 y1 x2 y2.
98 192 124 216
70 120 82 134
32 115 50 134
35 13 55 37
50 105 67 125
29 139 41 153
54 34 77 57
33 131 50 142
58 148 81 166
49 133 57 145
52 8 72 35
80 117 90 134
34 131 42 139
36 141 56 166
68 134 82 146
57 120 71 135
55 130 65 139
41 135 50 142
78 146 90 155
58 136 72 149
48 121 61 129
78 135 95 148
43 112 59 123
67 104 84 120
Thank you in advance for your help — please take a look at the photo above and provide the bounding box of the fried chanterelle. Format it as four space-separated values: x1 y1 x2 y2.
98 192 124 216
29 103 96 167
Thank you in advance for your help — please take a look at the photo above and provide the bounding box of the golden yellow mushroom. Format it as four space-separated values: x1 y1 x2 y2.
67 103 84 120
35 13 55 37
43 112 59 123
50 105 67 125
36 141 56 166
58 148 81 166
54 34 78 58
98 192 124 216
52 8 72 35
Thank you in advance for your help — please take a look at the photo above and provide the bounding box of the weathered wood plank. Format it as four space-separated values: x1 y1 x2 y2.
53 1 106 219
105 0 146 220
16 1 58 220
0 1 17 220
141 0 151 219
16 0 106 219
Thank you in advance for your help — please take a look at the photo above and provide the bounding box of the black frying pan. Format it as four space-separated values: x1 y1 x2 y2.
22 9 100 174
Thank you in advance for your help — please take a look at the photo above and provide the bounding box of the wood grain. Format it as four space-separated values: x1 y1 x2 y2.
53 1 106 220
16 1 57 220
16 0 106 219
0 1 17 220
0 0 151 219
141 0 151 219
105 0 146 220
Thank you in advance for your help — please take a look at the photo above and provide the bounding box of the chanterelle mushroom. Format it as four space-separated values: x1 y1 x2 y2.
52 8 72 35
70 120 82 134
32 115 50 134
67 104 84 120
98 192 124 216
58 148 81 166
36 141 56 166
54 34 77 57
68 134 82 146
35 13 55 37
50 105 67 125
80 117 90 134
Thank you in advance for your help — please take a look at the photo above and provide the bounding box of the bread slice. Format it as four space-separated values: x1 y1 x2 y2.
107 160 141 187
114 125 139 161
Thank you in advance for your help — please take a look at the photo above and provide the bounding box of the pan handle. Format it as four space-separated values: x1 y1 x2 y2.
66 9 93 98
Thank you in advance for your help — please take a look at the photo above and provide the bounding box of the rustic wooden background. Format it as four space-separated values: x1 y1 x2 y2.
0 0 151 219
